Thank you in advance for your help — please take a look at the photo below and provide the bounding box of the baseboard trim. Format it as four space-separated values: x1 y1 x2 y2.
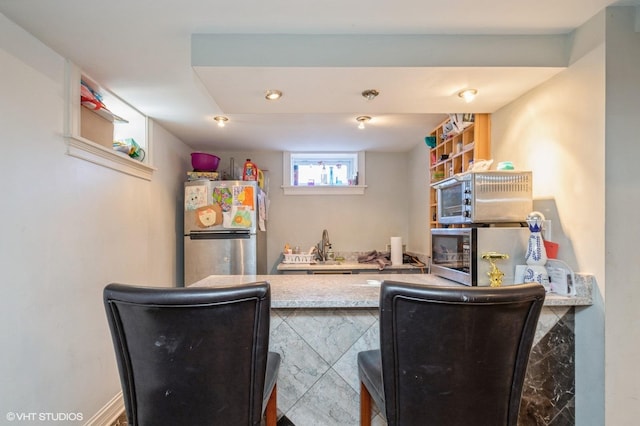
83 392 124 426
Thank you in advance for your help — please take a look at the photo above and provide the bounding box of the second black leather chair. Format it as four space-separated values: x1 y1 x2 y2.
104 281 280 426
358 281 545 426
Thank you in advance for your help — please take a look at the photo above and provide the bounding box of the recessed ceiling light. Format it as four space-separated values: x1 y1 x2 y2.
213 116 228 127
458 89 478 103
356 115 371 129
265 90 283 100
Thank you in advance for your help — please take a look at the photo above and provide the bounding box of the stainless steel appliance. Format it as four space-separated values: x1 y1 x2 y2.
184 180 267 286
431 171 533 225
431 226 529 286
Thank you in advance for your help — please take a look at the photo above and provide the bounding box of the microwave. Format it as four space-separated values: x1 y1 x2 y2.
431 227 530 286
432 171 533 225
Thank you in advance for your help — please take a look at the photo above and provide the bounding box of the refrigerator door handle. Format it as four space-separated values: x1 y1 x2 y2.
189 232 251 240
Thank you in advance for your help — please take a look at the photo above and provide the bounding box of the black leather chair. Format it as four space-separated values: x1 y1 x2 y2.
103 282 280 426
358 281 545 426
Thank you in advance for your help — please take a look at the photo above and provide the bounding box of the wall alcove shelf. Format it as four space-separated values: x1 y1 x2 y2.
64 60 154 180
428 113 491 228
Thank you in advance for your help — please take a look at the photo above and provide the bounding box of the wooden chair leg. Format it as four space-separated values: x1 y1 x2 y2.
265 383 278 426
360 381 372 426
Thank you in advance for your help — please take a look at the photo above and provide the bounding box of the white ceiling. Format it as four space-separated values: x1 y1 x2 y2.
0 0 624 152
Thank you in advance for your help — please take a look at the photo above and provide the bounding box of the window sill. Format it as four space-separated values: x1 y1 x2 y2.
66 135 155 180
282 185 367 195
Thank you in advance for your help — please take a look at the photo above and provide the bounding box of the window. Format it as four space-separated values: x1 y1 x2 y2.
282 151 366 195
100 87 147 153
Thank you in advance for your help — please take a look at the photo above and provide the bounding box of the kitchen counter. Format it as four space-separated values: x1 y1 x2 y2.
191 273 593 425
276 261 427 274
191 273 593 308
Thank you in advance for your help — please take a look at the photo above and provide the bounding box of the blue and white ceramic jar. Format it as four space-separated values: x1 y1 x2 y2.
525 212 548 265
524 211 549 288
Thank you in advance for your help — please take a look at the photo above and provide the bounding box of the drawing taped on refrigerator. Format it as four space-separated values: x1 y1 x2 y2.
184 180 267 286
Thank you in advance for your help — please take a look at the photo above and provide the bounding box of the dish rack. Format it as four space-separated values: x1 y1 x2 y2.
282 253 316 264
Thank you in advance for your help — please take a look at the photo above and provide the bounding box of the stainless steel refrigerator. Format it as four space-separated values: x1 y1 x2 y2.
184 180 267 286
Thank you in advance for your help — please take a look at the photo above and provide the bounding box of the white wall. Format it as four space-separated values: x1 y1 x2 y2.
148 123 193 285
491 29 605 281
603 6 640 425
210 149 427 273
491 9 613 424
407 141 430 255
493 7 640 423
0 13 191 420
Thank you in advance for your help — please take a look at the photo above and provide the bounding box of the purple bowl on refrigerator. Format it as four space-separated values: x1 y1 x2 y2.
191 152 220 171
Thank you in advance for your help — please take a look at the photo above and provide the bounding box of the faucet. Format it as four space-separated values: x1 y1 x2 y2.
316 229 331 261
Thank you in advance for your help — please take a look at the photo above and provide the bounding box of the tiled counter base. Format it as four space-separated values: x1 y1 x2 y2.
192 273 592 426
270 306 575 426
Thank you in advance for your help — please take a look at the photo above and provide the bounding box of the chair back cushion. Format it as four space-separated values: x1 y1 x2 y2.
379 281 545 426
104 282 271 426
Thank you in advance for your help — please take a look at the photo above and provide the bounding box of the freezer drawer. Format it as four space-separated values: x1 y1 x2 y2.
184 233 257 285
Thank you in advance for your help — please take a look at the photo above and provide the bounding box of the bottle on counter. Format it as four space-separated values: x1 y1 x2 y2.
243 159 257 181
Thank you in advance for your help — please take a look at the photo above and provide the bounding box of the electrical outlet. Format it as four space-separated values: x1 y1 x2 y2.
542 220 552 241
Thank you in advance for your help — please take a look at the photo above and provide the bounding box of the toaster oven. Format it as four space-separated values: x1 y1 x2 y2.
432 171 533 225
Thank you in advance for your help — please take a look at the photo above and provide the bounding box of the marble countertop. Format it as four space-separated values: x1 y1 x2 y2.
276 261 426 272
191 273 594 309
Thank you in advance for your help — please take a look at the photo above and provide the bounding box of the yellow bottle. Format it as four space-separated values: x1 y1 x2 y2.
257 169 265 189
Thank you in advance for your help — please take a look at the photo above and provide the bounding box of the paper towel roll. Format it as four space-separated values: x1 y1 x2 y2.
390 237 403 266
